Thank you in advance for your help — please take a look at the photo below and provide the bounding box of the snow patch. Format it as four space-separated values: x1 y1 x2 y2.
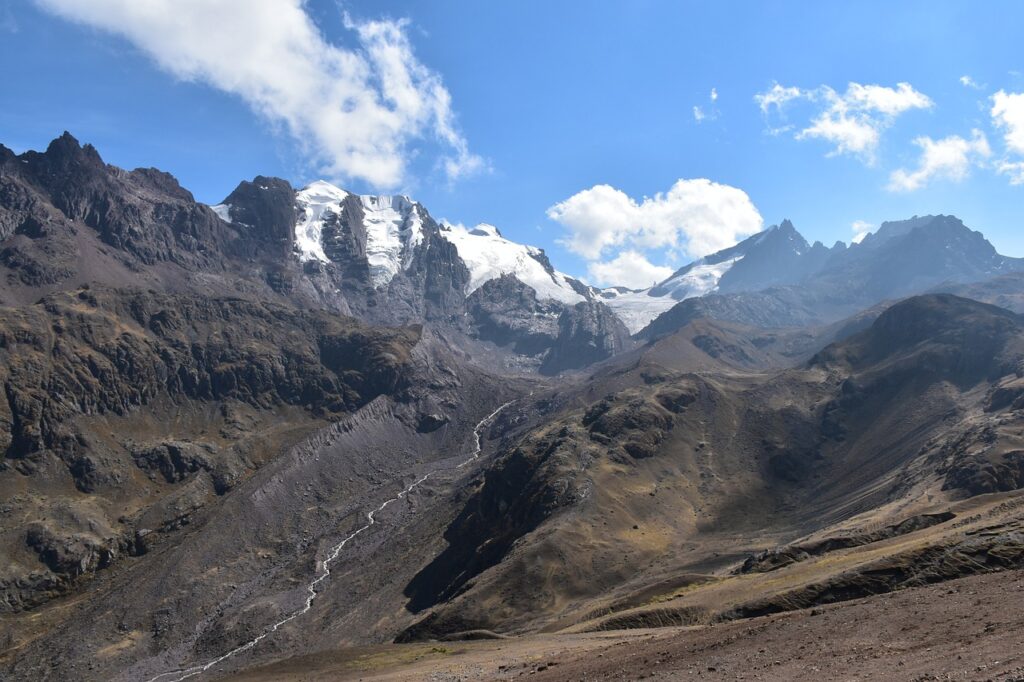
601 291 679 334
209 203 232 222
660 257 742 301
440 223 585 304
293 181 424 288
358 194 423 287
602 256 742 333
295 180 348 264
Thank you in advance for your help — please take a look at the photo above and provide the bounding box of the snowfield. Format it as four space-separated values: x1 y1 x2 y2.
439 223 585 305
293 181 424 288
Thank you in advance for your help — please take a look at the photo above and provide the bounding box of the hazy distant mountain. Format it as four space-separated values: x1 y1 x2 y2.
599 220 843 332
633 214 1024 339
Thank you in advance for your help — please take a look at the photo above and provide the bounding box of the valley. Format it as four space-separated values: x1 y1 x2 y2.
3 134 1024 681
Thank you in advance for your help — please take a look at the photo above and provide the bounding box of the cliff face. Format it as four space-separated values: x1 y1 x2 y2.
0 285 423 612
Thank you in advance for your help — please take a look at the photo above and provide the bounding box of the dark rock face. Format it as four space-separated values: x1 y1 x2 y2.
132 441 217 485
944 451 1024 495
0 285 422 610
7 133 235 266
541 301 634 374
387 210 473 324
467 275 562 354
466 275 633 373
0 286 419 476
219 176 297 259
400 419 590 624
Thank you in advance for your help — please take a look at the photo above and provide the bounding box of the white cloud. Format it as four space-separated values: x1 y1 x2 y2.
587 251 674 289
756 81 933 164
887 129 991 192
841 82 933 116
693 88 718 123
851 220 873 244
996 160 1024 185
798 107 880 160
754 83 803 114
960 75 982 89
547 179 763 261
35 0 482 189
992 90 1024 155
990 91 1024 184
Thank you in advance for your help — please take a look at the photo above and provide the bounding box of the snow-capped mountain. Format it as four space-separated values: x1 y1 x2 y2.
211 177 629 373
208 178 1024 345
600 220 836 333
292 182 426 287
225 179 587 306
438 222 585 305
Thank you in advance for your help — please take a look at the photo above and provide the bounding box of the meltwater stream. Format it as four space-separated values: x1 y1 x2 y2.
147 400 515 682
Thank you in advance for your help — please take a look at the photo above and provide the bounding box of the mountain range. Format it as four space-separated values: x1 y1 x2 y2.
3 134 1024 681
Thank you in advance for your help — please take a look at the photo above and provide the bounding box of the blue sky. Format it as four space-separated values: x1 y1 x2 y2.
3 1 1024 287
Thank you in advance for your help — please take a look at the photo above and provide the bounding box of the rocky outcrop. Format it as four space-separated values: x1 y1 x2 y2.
541 301 633 374
0 286 419 480
4 133 236 267
467 275 633 373
219 175 297 259
0 285 423 611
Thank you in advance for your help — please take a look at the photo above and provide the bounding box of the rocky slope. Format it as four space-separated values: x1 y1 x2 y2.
392 295 1024 639
4 132 1024 682
0 285 424 613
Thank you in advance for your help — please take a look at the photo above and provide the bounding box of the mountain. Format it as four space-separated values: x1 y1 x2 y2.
629 214 1024 339
601 220 843 332
393 294 1024 641
5 133 1024 682
0 134 629 375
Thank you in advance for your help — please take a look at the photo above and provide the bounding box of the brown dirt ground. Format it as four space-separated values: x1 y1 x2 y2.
225 568 1024 682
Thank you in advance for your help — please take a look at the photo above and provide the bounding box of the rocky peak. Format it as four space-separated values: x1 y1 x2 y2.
41 131 106 171
217 175 297 256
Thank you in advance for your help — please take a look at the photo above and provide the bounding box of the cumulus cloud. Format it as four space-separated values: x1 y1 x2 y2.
990 90 1024 184
587 251 674 289
798 107 880 160
755 81 933 164
887 129 991 192
692 106 706 123
35 0 482 189
992 90 1024 155
851 220 873 244
547 179 763 262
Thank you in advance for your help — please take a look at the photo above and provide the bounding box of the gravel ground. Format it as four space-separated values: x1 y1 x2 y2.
227 568 1024 682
